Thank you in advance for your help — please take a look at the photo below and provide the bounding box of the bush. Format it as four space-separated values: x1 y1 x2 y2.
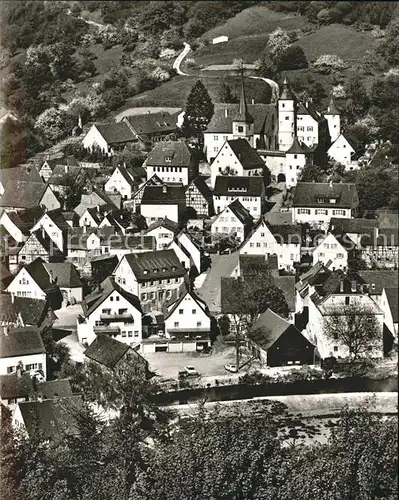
313 54 348 73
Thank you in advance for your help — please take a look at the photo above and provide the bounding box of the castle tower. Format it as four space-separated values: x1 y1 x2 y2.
232 75 254 146
324 96 340 143
285 136 311 189
278 78 296 152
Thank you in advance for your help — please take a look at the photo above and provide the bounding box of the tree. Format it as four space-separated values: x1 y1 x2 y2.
267 27 291 62
299 162 325 182
182 80 214 146
346 76 369 118
313 54 348 73
34 107 75 146
277 45 308 71
323 305 380 361
356 166 398 214
218 83 238 103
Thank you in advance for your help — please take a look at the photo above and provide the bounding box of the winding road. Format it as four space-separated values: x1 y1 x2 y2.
173 42 280 102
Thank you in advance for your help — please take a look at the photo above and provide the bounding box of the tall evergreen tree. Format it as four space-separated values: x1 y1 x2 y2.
218 83 238 103
182 80 214 146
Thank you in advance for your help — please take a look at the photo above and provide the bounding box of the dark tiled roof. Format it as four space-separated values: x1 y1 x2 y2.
250 309 312 351
214 176 264 197
239 254 278 279
226 139 265 170
329 217 378 235
145 217 179 234
41 156 79 170
341 134 361 153
141 185 186 205
48 165 82 185
83 276 142 318
43 262 82 288
0 373 33 399
385 287 398 323
0 164 42 184
0 294 52 326
0 326 45 358
226 199 254 225
357 271 399 295
24 258 59 293
146 141 193 167
18 396 83 439
205 103 275 134
190 176 213 200
123 249 186 282
84 334 130 369
46 209 70 231
125 111 179 136
36 379 73 399
164 284 209 320
0 182 48 209
270 224 303 245
293 182 358 209
286 137 311 154
95 122 136 144
296 101 325 124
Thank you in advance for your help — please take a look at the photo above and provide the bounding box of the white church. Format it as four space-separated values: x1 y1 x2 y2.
206 78 342 189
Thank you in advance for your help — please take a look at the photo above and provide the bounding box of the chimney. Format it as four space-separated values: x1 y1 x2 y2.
339 280 344 293
162 185 167 194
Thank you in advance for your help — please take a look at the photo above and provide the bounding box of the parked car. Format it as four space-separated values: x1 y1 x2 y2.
184 365 199 376
224 364 238 373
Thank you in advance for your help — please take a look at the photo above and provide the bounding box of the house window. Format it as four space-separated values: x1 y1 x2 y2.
165 156 173 163
366 317 373 323
214 136 218 141
317 198 325 203
315 209 328 215
110 297 114 301
174 322 179 327
7 366 15 374
285 116 289 120
122 331 127 337
345 296 350 305
179 309 184 314
298 209 311 215
192 309 196 314
197 321 202 327
337 253 344 259
237 126 244 132
307 126 313 131
141 293 147 300
134 331 139 337
333 346 338 352
329 198 337 204
102 308 111 314
128 331 133 337
333 209 346 216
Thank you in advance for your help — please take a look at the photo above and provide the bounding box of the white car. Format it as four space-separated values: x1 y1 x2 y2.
184 366 198 376
224 364 238 373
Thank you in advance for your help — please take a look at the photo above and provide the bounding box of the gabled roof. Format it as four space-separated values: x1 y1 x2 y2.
2 207 45 235
286 136 311 155
189 176 213 200
82 276 142 318
164 284 210 320
141 185 186 205
95 122 136 144
0 326 45 358
270 223 302 245
385 287 398 323
0 182 50 209
41 156 79 170
17 396 83 439
205 103 275 134
110 165 135 187
146 141 193 167
0 294 54 326
250 309 313 351
84 334 130 369
21 230 64 259
214 175 264 197
357 271 399 295
145 217 178 234
329 217 378 236
0 164 42 185
44 209 70 231
293 182 358 209
22 257 59 294
225 139 265 170
43 262 82 288
226 199 254 225
48 165 82 186
121 249 186 282
124 111 179 136
296 101 325 124
274 276 296 312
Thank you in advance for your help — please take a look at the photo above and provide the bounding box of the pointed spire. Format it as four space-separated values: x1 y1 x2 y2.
325 96 339 115
279 77 294 100
233 73 254 123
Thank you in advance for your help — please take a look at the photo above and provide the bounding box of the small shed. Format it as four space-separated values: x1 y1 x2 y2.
212 35 229 45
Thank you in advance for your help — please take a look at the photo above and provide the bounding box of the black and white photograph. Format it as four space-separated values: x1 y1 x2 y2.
0 1 398 498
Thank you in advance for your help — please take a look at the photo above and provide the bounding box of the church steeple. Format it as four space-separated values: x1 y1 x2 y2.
233 73 254 124
280 77 295 100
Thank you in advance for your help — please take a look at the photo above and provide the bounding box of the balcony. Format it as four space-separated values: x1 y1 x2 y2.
100 313 133 322
93 325 121 334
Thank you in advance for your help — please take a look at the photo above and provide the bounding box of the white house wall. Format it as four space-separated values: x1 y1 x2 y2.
0 352 47 377
82 126 109 153
141 204 179 224
146 226 174 250
31 214 64 252
312 233 348 270
165 294 210 335
6 267 46 300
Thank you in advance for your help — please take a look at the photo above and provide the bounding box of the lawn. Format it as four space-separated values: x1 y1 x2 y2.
201 5 311 41
121 73 272 110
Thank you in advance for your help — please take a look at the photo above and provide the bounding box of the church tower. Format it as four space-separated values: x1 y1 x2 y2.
278 78 296 152
324 96 340 143
232 75 254 146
